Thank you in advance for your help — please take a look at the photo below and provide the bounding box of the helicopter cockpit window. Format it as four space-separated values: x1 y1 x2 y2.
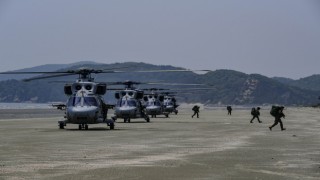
147 100 161 106
128 100 137 107
68 97 81 106
67 97 74 106
155 101 161 106
164 102 174 106
116 100 122 106
120 99 137 107
122 92 126 96
83 97 98 106
128 92 133 96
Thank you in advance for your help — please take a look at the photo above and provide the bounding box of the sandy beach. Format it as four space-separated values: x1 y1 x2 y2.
0 107 319 179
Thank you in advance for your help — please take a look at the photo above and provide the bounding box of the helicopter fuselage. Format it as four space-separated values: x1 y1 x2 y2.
115 98 141 118
114 89 150 122
66 96 104 124
144 96 169 117
162 96 178 114
59 81 114 130
145 101 162 115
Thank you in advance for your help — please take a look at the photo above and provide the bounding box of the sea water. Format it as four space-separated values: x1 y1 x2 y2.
0 103 53 109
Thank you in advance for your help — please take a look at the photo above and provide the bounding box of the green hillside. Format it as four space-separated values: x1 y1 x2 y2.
190 71 319 105
273 75 320 91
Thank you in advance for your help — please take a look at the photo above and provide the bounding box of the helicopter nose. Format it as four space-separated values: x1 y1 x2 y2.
146 106 161 114
116 107 136 115
146 106 160 110
165 106 174 111
166 105 174 109
68 106 99 123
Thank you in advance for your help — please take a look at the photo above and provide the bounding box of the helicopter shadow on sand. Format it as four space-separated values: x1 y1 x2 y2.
36 127 117 132
116 121 153 124
63 127 132 131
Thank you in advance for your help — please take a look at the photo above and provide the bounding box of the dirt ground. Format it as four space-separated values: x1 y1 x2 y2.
0 107 319 180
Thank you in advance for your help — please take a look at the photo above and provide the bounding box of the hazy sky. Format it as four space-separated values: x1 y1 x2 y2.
0 0 319 79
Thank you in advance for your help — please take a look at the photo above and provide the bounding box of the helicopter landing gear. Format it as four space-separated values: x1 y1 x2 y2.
144 115 150 122
109 123 114 130
78 124 89 130
124 118 131 123
59 121 65 129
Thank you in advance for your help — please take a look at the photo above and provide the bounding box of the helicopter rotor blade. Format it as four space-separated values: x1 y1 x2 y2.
106 88 124 91
112 69 211 73
0 68 211 74
142 88 170 91
105 81 142 85
105 81 207 86
161 91 178 95
0 67 131 75
22 73 76 82
144 83 206 86
170 87 216 91
0 71 75 74
0 68 212 82
48 81 74 84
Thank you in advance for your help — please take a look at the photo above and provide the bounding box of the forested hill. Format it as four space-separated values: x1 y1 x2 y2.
0 62 319 106
198 71 319 105
273 75 320 91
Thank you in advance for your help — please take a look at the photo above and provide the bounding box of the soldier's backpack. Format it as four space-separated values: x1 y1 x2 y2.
251 108 256 115
270 106 280 117
192 106 197 111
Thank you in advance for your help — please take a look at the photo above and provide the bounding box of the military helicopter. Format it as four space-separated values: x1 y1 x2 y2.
110 81 203 121
143 88 168 118
110 81 150 123
161 92 179 115
0 68 133 130
0 67 210 129
143 87 216 118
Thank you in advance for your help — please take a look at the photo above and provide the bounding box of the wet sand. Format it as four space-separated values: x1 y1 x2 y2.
0 108 319 179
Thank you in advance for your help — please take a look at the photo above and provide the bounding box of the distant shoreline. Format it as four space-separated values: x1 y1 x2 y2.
0 102 54 109
0 102 314 110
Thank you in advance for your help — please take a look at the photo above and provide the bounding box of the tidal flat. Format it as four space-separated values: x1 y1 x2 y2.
0 107 319 179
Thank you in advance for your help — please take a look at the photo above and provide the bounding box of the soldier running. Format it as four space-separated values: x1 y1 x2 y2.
250 107 261 123
191 105 200 118
269 106 286 131
227 106 232 115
